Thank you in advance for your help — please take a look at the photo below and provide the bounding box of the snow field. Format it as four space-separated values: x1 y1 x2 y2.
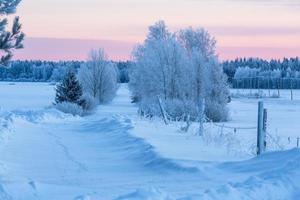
0 82 300 199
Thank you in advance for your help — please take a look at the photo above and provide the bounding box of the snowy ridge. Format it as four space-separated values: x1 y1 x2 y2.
86 115 199 173
114 187 172 200
8 108 81 124
0 184 11 200
0 111 13 141
115 149 300 200
0 111 14 199
116 116 199 172
205 149 300 200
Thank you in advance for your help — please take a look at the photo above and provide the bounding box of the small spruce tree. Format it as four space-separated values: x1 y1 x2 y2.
55 71 84 106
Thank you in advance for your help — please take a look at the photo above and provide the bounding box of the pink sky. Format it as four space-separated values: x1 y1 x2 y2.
13 0 300 61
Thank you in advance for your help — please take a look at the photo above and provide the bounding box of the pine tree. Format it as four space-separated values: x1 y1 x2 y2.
55 71 84 106
0 0 25 66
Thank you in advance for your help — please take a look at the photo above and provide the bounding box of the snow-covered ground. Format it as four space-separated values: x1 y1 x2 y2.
0 82 300 199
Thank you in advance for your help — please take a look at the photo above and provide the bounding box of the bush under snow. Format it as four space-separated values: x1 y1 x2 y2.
55 102 84 116
80 94 98 112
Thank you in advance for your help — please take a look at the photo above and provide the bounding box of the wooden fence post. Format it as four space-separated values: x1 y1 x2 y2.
263 108 267 150
257 101 266 155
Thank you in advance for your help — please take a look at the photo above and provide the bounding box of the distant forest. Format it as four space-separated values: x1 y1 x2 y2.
1 57 300 89
223 57 300 89
0 60 130 83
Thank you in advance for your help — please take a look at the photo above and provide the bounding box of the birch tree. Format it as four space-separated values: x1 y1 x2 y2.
78 49 118 104
130 21 229 122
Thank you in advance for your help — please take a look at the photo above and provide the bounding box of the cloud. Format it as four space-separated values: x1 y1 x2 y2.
207 26 300 36
184 0 300 7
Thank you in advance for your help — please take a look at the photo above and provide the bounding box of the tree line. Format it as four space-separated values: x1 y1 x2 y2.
223 57 300 89
0 60 130 83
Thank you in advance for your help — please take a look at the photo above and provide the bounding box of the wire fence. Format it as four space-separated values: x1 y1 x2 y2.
157 96 300 153
204 116 300 152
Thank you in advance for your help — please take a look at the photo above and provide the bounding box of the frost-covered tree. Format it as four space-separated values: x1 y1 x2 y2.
178 27 216 59
78 49 118 104
55 71 83 106
205 58 229 121
178 27 214 101
130 21 230 122
130 21 192 118
178 27 229 121
0 0 24 65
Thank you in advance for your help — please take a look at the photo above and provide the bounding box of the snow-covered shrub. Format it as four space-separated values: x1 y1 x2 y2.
205 58 230 122
130 21 229 122
205 101 228 122
55 102 84 116
80 94 98 111
137 98 197 120
137 97 160 118
164 99 199 121
78 49 118 104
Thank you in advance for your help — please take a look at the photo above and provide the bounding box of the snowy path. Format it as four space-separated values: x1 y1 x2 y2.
0 86 211 199
0 84 300 199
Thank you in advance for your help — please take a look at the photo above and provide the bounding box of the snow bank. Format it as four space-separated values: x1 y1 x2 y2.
0 184 11 200
207 149 300 200
131 117 253 163
97 117 199 173
114 188 172 200
113 150 300 200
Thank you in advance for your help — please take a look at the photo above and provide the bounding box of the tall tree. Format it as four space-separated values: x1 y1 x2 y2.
0 0 24 66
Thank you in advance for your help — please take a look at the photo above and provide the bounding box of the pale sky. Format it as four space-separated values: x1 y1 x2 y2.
13 0 300 61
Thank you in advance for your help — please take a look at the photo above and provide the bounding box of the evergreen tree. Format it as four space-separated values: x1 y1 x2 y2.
55 71 83 106
0 0 25 65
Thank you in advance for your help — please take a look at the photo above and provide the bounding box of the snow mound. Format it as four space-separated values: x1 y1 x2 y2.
0 183 11 200
73 195 91 200
114 188 172 200
202 149 300 200
106 116 199 173
79 115 199 173
10 108 81 123
0 110 14 142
